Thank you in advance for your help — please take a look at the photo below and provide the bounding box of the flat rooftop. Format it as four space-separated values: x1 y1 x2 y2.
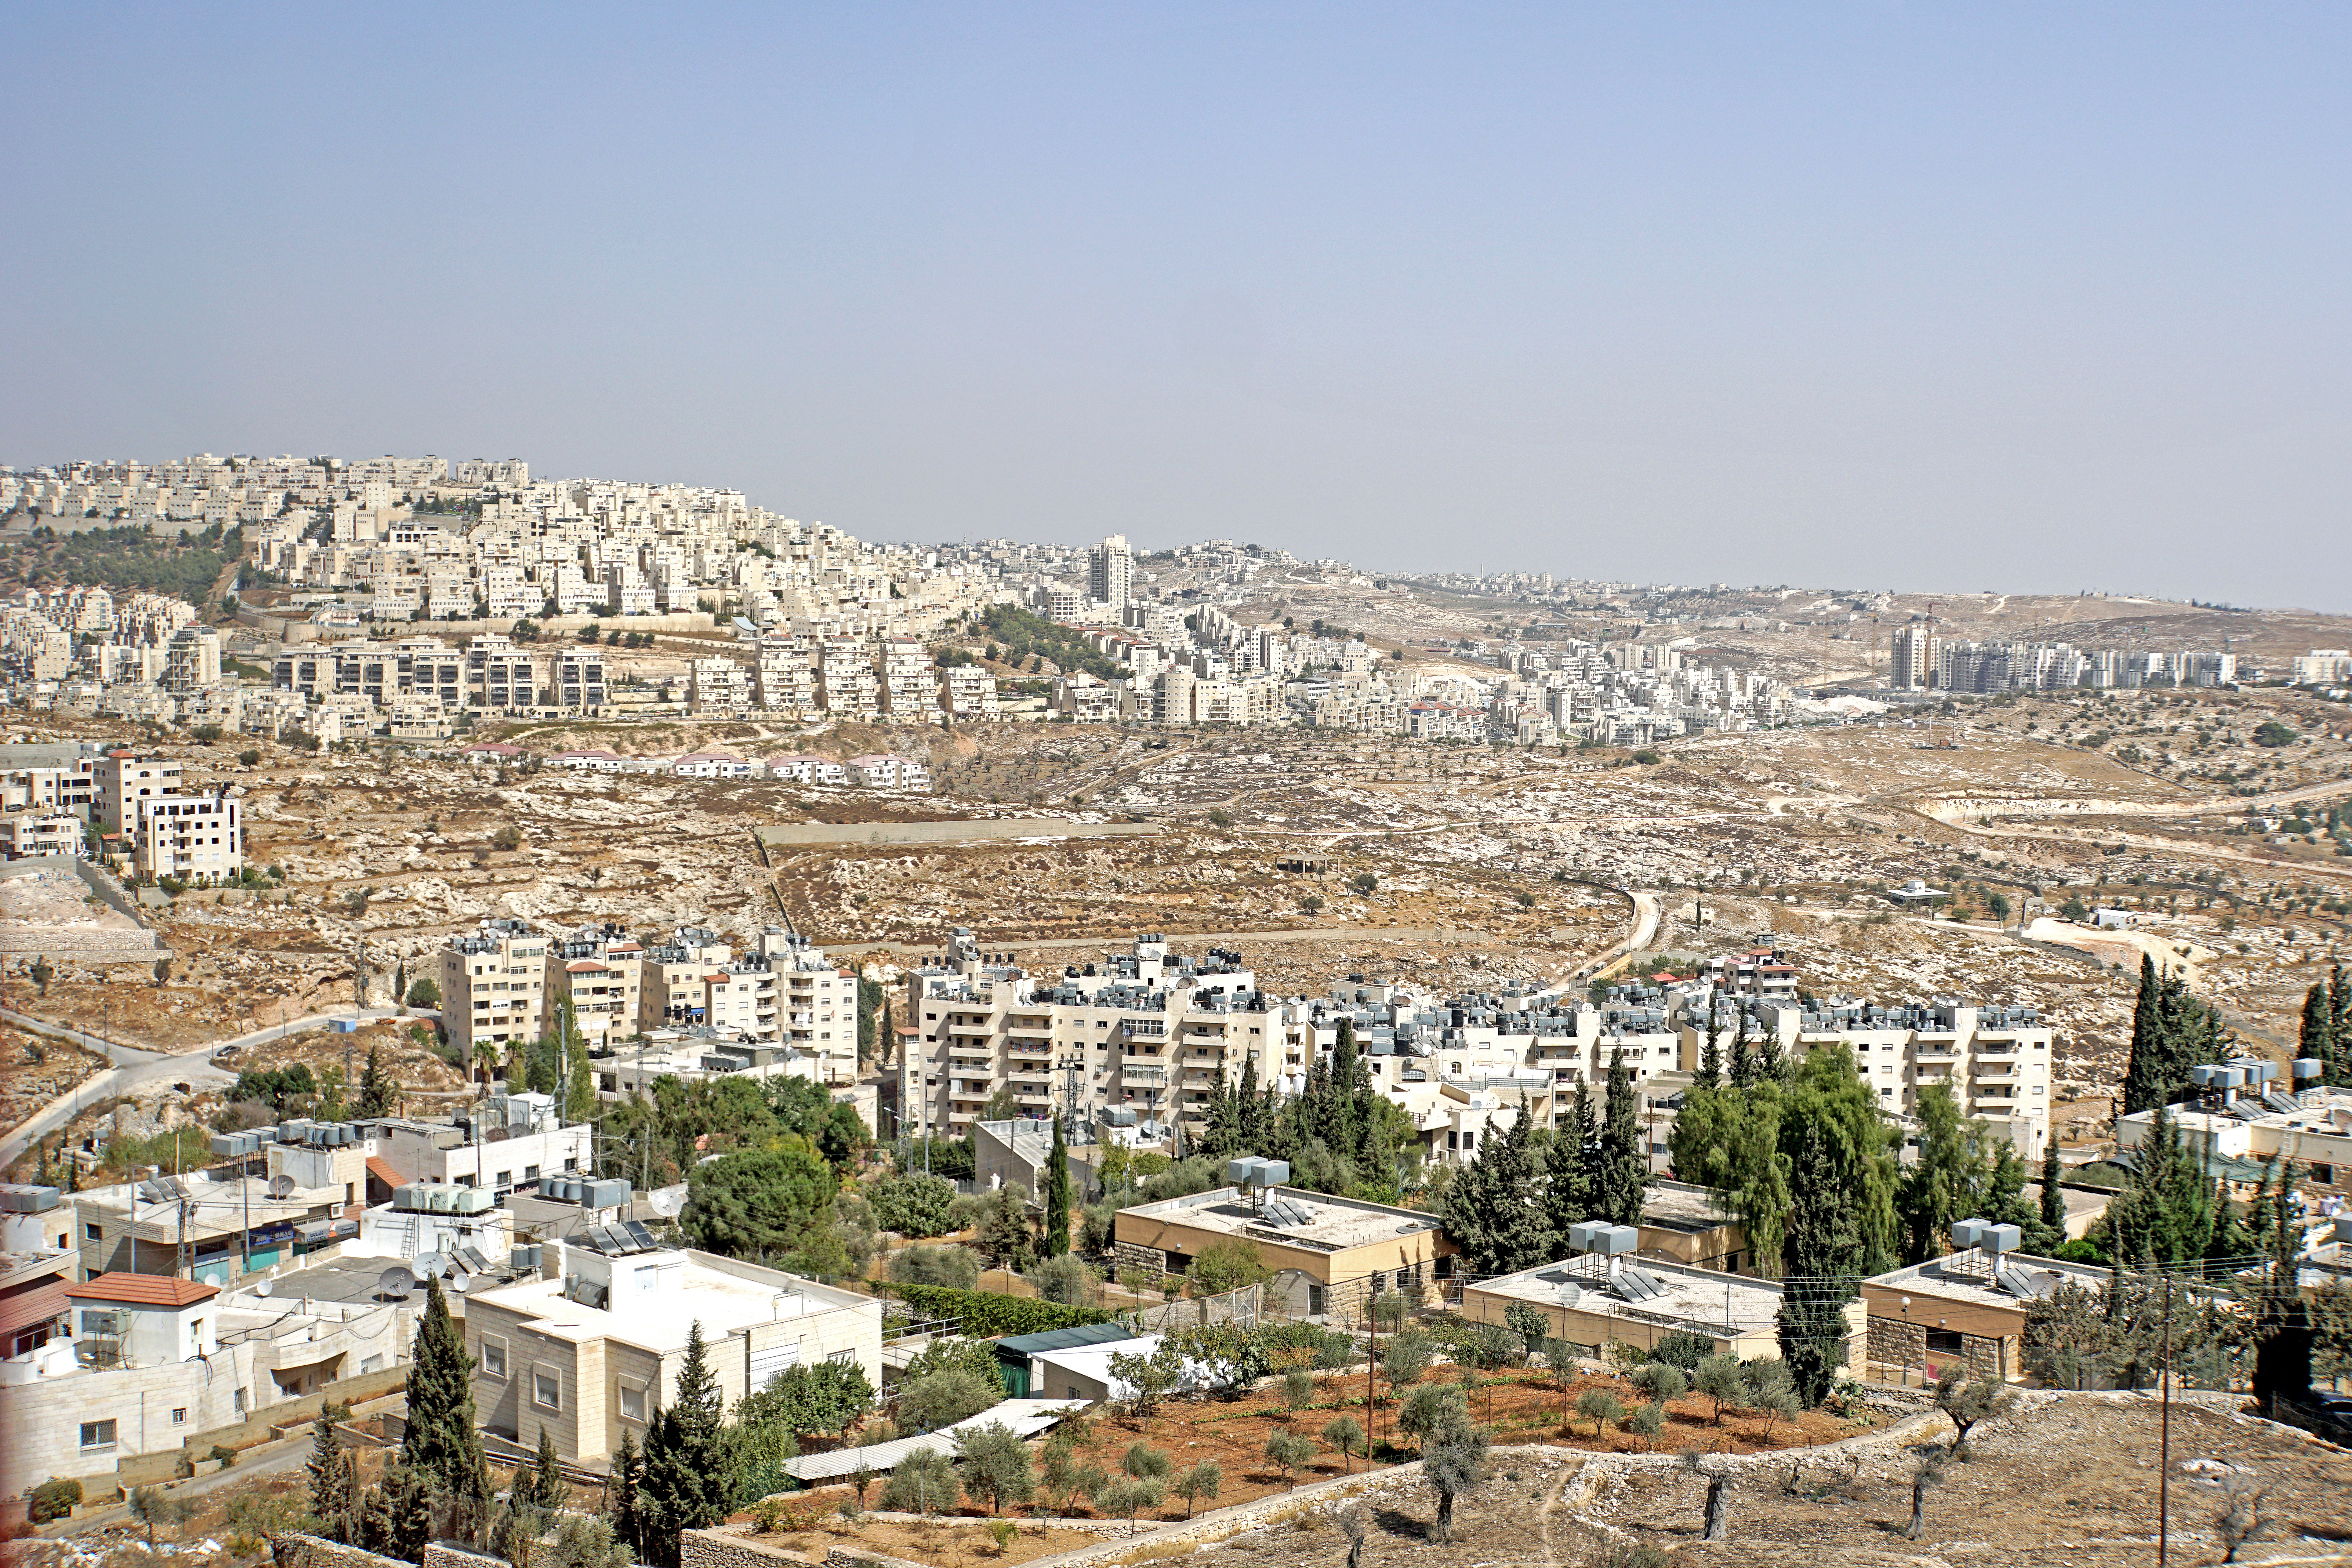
1121 1185 1439 1253
1639 1181 1736 1234
465 1249 867 1356
1865 1250 2115 1312
1467 1257 1785 1338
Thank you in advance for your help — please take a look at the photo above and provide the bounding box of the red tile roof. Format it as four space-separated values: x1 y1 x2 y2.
367 1156 407 1189
0 1279 72 1339
67 1272 218 1308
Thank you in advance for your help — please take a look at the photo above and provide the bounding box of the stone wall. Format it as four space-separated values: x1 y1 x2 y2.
1864 1314 2007 1383
269 1534 411 1568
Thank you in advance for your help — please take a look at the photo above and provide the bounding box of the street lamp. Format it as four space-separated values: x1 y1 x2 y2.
1898 1295 1913 1387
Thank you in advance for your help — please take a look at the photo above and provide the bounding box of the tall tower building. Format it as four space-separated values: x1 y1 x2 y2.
1089 534 1133 608
1891 624 1937 691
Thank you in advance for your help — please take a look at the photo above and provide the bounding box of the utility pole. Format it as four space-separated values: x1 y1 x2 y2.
2158 1270 2174 1568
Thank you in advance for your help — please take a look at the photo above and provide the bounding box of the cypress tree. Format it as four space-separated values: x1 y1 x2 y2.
1441 1096 1545 1276
523 1423 565 1513
1541 1080 1596 1254
356 1042 393 1118
2300 980 2334 1071
639 1320 727 1567
1693 1020 1722 1091
307 1409 352 1540
402 1276 491 1540
608 1430 643 1558
1044 1120 1071 1258
1330 1018 1362 1156
2331 964 2351 1083
1728 1013 1754 1089
1772 1042 1897 1405
1596 1048 1646 1229
2031 1136 2066 1252
2250 1180 2314 1416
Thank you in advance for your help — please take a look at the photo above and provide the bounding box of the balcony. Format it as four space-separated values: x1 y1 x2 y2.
1123 1020 1168 1040
1121 1065 1169 1087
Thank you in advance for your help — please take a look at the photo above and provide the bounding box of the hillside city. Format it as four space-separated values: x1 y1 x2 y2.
0 450 2349 1568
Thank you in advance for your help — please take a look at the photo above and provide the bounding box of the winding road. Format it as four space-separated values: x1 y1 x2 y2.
0 1006 426 1170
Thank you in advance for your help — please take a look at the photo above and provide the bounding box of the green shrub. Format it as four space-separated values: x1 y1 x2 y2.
897 1370 1002 1432
29 1477 82 1523
889 1283 1115 1338
889 1245 982 1291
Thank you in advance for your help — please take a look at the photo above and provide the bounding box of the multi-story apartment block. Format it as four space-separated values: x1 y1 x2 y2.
817 639 879 719
95 753 184 837
161 628 220 695
1890 624 1936 691
132 791 241 883
438 918 554 1058
472 637 539 711
1678 993 2053 1156
549 925 646 1051
1089 534 1133 608
878 639 933 716
553 649 607 711
755 641 818 713
942 664 1001 720
690 656 752 713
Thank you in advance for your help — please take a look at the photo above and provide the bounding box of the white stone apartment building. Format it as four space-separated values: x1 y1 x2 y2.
0 1270 417 1496
95 752 183 837
463 1241 881 1470
133 791 241 883
1699 996 2055 1156
362 1095 592 1201
902 933 1694 1156
848 753 929 790
438 918 553 1057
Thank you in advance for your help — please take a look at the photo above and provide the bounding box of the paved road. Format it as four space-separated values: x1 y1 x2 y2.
0 1006 419 1169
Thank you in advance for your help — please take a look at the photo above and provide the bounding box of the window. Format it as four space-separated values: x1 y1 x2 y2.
81 1420 117 1450
1924 1328 1966 1355
618 1381 646 1421
234 1387 247 1415
534 1368 562 1410
827 1347 857 1366
481 1335 507 1377
84 1221 102 1241
171 1408 187 1425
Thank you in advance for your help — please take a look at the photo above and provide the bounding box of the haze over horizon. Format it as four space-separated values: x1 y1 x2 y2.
4 5 2347 612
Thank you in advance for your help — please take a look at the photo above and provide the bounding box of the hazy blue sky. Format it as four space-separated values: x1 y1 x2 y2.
5 5 2347 608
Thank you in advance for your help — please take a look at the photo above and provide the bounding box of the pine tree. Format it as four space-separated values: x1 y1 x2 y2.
608 1429 643 1558
1693 1020 1722 1091
308 1409 352 1541
1044 1120 1072 1258
402 1276 492 1540
639 1321 728 1568
2331 964 2351 1085
1540 1081 1595 1254
1596 1049 1646 1229
1728 1013 1754 1089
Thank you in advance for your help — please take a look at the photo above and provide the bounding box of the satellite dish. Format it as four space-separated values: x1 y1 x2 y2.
269 1174 297 1199
449 1274 469 1294
253 1279 273 1298
377 1266 417 1301
414 1252 447 1278
1557 1282 1582 1308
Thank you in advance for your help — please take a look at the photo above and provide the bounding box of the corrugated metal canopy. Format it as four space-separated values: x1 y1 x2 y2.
780 1399 1089 1481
